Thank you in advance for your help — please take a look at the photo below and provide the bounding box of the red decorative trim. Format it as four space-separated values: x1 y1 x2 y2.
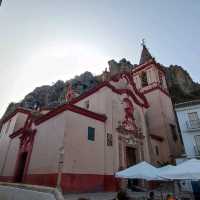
0 173 119 192
9 115 33 139
9 127 25 139
70 81 110 104
71 73 149 108
24 174 57 188
132 64 154 75
110 72 149 108
159 87 170 96
132 60 155 73
150 134 164 142
1 108 31 125
142 85 170 97
0 176 13 182
132 60 165 74
104 175 120 192
22 130 36 182
24 173 119 192
13 129 36 182
35 104 107 125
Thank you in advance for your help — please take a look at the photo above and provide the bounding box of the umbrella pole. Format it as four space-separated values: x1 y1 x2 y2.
146 190 148 200
173 180 179 199
160 191 164 200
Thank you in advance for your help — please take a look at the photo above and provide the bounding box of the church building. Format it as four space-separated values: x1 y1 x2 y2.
0 45 182 192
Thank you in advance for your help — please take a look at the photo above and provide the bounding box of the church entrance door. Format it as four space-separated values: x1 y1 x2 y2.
126 147 138 189
126 147 137 167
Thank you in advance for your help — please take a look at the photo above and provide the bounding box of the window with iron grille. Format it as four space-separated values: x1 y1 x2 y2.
188 112 200 128
107 133 113 146
194 135 200 155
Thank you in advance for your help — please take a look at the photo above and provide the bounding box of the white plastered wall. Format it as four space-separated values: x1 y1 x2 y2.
29 110 106 175
75 86 149 172
28 112 66 174
0 114 23 177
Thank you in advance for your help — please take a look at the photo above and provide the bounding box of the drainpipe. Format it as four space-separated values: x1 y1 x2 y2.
141 107 152 163
57 146 64 191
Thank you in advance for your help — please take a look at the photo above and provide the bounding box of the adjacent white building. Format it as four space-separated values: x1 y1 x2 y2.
175 100 200 195
175 100 200 158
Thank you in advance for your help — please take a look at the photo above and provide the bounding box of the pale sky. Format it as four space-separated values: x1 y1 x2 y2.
0 0 200 117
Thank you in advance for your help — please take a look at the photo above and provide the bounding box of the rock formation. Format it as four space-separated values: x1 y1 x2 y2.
2 60 200 120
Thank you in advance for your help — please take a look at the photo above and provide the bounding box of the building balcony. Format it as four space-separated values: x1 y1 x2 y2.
186 120 200 131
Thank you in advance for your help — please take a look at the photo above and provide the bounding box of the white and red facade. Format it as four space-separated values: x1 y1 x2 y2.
0 49 182 192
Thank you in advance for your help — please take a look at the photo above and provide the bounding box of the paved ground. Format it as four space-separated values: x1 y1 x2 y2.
0 182 64 200
0 185 56 200
64 192 116 200
64 192 151 200
64 191 190 200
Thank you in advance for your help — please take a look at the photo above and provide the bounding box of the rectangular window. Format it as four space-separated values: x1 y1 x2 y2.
188 112 200 128
188 112 199 121
107 133 113 146
194 135 200 155
88 127 95 141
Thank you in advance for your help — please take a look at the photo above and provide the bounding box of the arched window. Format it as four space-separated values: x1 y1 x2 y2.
140 72 148 87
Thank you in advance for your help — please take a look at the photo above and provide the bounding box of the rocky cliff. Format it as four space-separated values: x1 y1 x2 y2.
164 65 200 103
2 60 200 119
2 71 99 118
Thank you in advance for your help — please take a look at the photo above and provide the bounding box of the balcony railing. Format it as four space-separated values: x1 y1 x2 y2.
194 145 200 156
186 120 200 130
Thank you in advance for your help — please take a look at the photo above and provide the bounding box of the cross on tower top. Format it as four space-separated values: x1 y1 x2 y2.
139 39 153 65
141 39 146 46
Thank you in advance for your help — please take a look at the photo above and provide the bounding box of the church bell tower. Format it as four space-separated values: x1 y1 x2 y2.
132 43 182 165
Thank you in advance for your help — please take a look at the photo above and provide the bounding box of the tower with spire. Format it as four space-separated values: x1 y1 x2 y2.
133 42 167 93
139 42 154 65
131 43 182 165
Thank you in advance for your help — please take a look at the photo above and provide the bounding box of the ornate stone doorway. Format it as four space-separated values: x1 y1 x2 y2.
125 146 138 188
126 147 137 167
117 126 144 190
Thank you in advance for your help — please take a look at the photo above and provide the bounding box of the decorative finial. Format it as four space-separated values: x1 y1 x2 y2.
65 83 75 102
141 39 146 46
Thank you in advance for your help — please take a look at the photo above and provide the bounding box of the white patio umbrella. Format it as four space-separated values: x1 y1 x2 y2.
157 164 175 173
159 159 200 180
115 161 164 181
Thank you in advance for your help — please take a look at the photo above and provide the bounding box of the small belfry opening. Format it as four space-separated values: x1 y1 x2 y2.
140 71 148 87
